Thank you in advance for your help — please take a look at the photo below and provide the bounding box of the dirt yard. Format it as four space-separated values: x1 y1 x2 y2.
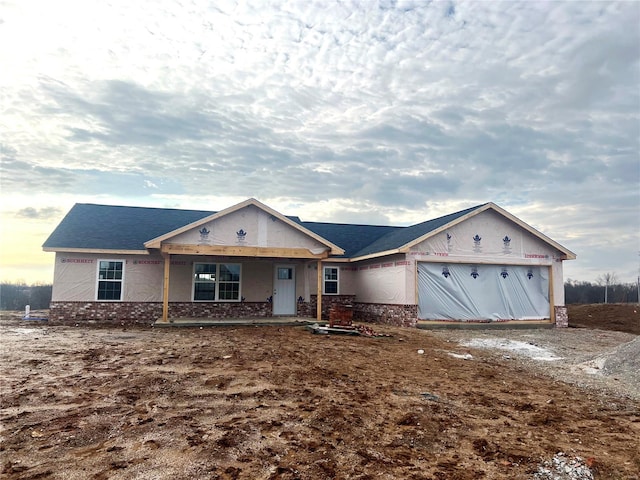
568 303 640 335
1 305 639 480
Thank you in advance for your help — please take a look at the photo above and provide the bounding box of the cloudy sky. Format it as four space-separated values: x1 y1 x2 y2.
1 0 639 285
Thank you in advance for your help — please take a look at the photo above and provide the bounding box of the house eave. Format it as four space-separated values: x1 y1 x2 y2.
349 249 401 263
43 247 149 255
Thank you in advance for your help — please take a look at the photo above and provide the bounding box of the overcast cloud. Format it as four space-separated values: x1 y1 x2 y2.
0 0 638 284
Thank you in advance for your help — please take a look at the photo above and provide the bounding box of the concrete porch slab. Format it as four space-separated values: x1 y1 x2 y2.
153 317 324 328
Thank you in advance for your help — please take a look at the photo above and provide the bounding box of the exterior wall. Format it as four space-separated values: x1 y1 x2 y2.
352 254 411 304
167 258 192 301
409 209 569 308
52 252 168 302
302 262 357 299
166 204 328 253
51 253 101 301
552 260 565 305
49 254 314 323
169 257 278 302
243 260 276 302
51 253 302 304
413 209 561 260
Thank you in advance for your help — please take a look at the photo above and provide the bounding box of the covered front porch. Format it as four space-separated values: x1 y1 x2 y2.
140 198 346 324
153 249 330 324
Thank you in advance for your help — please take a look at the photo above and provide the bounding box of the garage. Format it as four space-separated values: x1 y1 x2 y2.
417 263 550 321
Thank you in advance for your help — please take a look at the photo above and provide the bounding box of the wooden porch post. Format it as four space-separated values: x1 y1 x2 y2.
162 252 170 323
548 264 555 325
316 259 322 322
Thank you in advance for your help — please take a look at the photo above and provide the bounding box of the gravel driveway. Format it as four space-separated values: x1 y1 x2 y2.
429 327 640 400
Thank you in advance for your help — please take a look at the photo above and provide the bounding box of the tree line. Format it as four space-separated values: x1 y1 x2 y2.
0 282 53 310
0 278 638 311
564 278 639 304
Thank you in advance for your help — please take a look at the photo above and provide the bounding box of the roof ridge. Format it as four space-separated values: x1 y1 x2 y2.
73 203 216 213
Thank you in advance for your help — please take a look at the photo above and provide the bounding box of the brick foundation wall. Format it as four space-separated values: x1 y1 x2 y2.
298 295 356 320
49 301 273 325
353 303 419 328
49 302 162 325
554 306 569 328
169 302 273 319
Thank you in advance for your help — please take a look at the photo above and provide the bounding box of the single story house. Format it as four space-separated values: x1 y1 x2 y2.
43 198 576 327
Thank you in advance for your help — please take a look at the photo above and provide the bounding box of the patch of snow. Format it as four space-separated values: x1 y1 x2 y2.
460 338 562 361
576 357 606 375
448 352 473 360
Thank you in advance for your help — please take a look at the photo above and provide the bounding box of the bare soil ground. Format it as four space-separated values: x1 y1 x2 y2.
1 306 639 480
568 303 640 335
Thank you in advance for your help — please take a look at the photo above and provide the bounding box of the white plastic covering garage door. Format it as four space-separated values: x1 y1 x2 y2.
418 263 550 321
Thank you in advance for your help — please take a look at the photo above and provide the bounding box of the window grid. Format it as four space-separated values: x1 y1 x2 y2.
323 266 339 295
97 260 124 301
193 263 241 301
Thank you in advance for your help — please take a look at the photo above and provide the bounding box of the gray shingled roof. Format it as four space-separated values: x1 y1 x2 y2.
43 202 486 257
43 204 214 251
347 204 486 257
298 222 402 258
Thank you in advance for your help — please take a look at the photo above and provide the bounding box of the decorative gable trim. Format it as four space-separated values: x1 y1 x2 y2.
144 198 345 255
398 203 575 260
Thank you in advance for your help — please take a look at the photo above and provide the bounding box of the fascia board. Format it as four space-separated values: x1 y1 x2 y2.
348 249 401 263
43 247 149 255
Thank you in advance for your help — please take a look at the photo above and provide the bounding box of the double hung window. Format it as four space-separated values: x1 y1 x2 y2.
193 263 241 301
97 260 124 300
323 266 339 294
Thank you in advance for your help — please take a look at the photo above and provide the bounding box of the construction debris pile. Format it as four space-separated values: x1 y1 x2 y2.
307 323 391 337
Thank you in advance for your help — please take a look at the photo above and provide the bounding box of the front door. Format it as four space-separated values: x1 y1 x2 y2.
273 265 296 315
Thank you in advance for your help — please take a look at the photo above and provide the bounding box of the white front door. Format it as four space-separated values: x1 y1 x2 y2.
273 265 296 315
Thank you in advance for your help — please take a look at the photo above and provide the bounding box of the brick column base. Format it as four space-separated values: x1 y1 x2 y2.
554 306 568 328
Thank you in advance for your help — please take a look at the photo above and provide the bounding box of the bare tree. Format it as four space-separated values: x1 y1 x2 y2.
596 272 617 304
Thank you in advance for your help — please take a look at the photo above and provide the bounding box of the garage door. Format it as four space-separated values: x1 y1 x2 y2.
418 263 550 321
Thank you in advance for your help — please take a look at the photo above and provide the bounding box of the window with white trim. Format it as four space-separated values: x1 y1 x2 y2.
193 263 241 301
97 260 124 300
323 266 339 294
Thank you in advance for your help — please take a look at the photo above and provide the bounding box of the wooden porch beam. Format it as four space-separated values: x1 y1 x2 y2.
161 244 329 259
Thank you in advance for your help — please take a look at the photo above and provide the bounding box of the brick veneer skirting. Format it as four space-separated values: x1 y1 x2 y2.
297 295 357 320
554 306 569 328
353 303 419 328
49 301 274 325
